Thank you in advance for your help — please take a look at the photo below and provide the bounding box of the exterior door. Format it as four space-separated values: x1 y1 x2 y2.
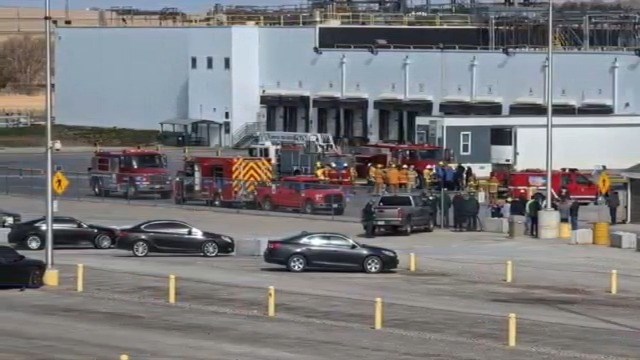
53 218 84 245
298 235 333 266
324 235 362 268
157 222 193 250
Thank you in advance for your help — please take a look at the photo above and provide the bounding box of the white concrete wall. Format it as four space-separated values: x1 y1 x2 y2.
231 27 261 135
515 126 640 170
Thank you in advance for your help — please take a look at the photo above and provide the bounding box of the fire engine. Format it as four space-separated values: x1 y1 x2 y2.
353 143 452 178
506 168 598 203
255 175 347 215
88 148 172 199
173 156 272 207
249 142 355 184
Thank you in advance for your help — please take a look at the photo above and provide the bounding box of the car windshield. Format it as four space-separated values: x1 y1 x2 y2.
129 155 166 169
378 196 412 206
417 149 443 161
0 247 22 262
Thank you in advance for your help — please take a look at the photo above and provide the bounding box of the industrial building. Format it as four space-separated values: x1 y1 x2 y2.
53 4 640 169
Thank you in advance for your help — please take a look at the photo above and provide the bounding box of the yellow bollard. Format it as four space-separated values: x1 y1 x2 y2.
409 253 416 272
610 270 618 295
508 313 517 347
505 260 513 283
120 355 129 360
267 286 276 317
374 297 383 330
593 222 611 246
76 264 84 292
43 268 59 287
559 222 571 239
169 275 176 304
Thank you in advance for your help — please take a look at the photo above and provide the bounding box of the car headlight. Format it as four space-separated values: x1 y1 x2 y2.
221 236 233 242
382 250 396 257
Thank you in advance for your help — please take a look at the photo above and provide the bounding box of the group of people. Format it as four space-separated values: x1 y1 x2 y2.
314 161 357 184
367 162 478 195
367 163 419 195
421 191 482 231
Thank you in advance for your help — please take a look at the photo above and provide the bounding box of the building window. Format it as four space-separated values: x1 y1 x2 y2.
224 111 229 119
224 57 230 70
206 56 213 69
460 132 471 155
191 56 197 69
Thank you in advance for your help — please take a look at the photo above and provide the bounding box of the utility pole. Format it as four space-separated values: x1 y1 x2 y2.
43 0 59 286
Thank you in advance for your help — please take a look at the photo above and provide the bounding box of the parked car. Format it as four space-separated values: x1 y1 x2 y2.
0 246 45 288
365 194 435 235
115 220 235 257
7 216 118 250
263 231 398 273
0 209 21 228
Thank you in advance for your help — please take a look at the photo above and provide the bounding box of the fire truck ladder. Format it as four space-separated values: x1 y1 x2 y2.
257 132 337 152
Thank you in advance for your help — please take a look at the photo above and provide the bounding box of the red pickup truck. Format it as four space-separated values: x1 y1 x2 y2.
255 176 346 215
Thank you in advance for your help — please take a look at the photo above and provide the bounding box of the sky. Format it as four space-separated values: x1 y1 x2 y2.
0 0 615 12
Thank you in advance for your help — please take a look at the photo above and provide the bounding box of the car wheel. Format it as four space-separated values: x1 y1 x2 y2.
201 241 220 257
363 256 383 274
212 194 222 207
425 218 435 233
403 219 413 236
94 234 113 249
262 198 274 211
24 234 43 250
303 200 314 214
287 254 306 272
132 240 150 257
28 268 44 288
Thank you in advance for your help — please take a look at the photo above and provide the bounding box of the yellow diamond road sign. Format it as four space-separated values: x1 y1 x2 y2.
52 171 70 196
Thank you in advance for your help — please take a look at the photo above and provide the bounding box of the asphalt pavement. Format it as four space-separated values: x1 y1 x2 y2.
1 196 640 359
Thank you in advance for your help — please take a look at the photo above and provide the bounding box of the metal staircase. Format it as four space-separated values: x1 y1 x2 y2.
232 122 266 149
257 132 337 152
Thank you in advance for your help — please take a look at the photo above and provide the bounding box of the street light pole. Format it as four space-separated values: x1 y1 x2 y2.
43 0 58 286
545 0 553 209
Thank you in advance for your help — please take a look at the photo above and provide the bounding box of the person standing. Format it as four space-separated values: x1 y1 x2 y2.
502 197 512 218
488 173 499 203
557 196 571 223
528 196 542 238
422 165 433 191
374 164 385 195
455 164 466 191
361 200 376 238
606 191 620 225
452 192 465 232
407 165 418 193
386 164 400 195
438 191 452 228
465 166 474 188
569 199 580 230
367 163 376 187
398 165 409 192
445 166 455 191
467 192 480 231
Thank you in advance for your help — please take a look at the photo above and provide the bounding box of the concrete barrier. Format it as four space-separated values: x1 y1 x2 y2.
570 229 593 245
484 217 508 234
0 228 9 244
508 215 526 238
610 232 637 249
235 238 269 256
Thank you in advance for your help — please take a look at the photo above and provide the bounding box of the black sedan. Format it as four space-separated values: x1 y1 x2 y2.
8 216 118 250
115 220 234 257
263 232 398 273
1 209 21 228
0 246 45 288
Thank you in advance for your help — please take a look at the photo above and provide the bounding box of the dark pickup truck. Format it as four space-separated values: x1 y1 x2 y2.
363 194 435 235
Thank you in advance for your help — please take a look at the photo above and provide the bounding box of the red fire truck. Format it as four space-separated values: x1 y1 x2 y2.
506 168 598 203
354 143 452 177
88 148 172 199
255 175 346 215
173 156 272 207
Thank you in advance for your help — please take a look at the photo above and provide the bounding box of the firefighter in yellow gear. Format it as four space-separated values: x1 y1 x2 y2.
349 166 358 184
374 164 385 195
315 162 325 181
422 166 433 191
367 163 376 186
407 165 418 193
386 164 400 195
488 173 500 203
398 164 409 192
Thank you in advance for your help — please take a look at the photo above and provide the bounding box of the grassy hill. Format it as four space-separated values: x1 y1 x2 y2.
0 124 160 147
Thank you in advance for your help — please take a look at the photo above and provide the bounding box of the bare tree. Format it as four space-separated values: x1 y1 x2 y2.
0 35 47 92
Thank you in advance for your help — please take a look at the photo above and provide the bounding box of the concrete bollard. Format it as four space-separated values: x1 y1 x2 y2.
559 222 571 239
409 253 416 272
570 229 593 245
76 264 84 292
505 260 513 283
610 270 618 295
538 209 560 239
168 275 176 304
374 297 383 330
610 232 637 249
267 286 276 317
593 222 611 246
508 313 517 347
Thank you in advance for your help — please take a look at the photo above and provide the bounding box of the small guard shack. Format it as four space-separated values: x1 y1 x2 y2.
159 118 223 147
621 164 640 223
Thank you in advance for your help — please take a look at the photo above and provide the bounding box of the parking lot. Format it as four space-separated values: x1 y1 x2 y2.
1 195 639 359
